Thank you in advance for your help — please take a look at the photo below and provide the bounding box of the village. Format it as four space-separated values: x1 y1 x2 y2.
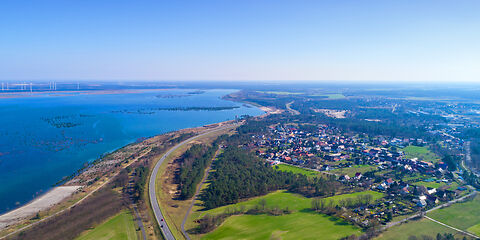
246 122 472 225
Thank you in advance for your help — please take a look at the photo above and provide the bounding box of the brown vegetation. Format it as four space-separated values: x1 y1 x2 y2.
8 187 124 240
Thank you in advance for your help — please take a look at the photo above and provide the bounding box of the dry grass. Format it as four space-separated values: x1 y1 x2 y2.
155 125 238 240
7 187 125 240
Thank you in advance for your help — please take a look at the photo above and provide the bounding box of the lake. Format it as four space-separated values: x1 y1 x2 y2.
0 89 263 214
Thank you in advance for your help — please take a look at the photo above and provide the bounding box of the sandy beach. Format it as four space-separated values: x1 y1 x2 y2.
0 186 81 229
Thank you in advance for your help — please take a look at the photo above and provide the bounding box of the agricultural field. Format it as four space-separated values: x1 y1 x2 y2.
377 218 459 240
379 195 480 239
401 145 440 163
330 165 377 176
467 223 480 236
76 210 138 240
401 173 424 182
203 211 360 240
413 180 460 190
274 164 321 178
426 195 480 231
322 191 384 203
189 190 385 240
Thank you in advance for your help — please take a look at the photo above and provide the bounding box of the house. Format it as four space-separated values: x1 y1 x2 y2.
386 178 394 185
401 186 410 194
354 172 363 180
377 183 387 190
427 195 439 204
417 199 427 207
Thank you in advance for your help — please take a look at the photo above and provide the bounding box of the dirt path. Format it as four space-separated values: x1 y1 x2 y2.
424 216 479 239
132 206 147 240
180 146 221 240
150 124 238 240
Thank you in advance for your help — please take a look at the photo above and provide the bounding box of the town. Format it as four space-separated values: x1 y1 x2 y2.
246 121 472 227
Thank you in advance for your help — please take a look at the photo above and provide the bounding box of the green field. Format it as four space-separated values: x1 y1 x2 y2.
274 164 320 178
76 210 138 240
427 195 480 230
330 165 377 176
379 195 480 239
377 218 459 240
413 180 460 190
401 145 440 163
203 211 359 240
402 173 424 182
468 223 480 236
190 190 384 240
322 191 384 203
414 181 443 189
195 190 383 218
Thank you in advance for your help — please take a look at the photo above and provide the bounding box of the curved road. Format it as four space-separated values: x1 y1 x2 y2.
149 123 238 240
285 101 300 115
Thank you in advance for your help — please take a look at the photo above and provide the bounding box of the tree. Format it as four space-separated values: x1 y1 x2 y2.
312 198 321 211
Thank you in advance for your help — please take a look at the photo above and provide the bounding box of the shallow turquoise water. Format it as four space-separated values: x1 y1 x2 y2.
0 89 263 214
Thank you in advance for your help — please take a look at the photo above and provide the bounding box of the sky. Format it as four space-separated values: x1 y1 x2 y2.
0 0 479 83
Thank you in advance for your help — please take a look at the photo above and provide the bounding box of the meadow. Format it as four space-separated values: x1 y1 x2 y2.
330 165 377 176
426 195 480 231
189 190 384 240
76 210 138 240
203 212 359 240
377 218 459 240
401 145 440 163
379 195 480 239
330 165 377 177
413 180 460 190
274 164 321 178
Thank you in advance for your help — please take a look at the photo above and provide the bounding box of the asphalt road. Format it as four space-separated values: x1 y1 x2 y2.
148 123 238 240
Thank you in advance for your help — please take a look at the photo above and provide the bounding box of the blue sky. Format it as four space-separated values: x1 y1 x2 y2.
1 0 479 82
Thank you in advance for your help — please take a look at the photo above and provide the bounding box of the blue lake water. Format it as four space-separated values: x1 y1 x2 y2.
0 89 263 214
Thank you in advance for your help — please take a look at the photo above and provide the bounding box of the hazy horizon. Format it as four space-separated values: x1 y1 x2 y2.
1 0 479 83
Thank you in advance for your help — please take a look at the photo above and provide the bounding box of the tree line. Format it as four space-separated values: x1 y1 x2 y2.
177 143 218 199
199 146 341 209
133 165 149 201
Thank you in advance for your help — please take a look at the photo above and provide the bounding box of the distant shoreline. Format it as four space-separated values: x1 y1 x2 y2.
0 88 171 99
0 92 268 232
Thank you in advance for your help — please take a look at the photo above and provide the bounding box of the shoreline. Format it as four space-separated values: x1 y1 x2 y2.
0 186 81 229
0 122 225 232
0 88 172 99
0 93 271 233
